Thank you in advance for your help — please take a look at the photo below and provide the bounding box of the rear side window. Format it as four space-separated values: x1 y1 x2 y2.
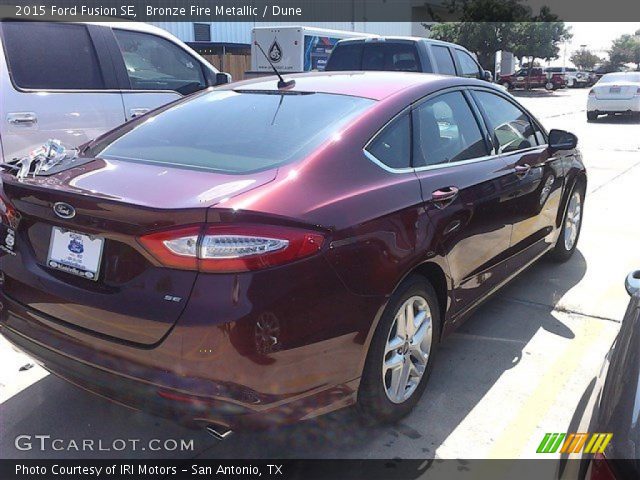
325 43 363 71
473 91 538 154
432 46 456 76
454 49 481 79
113 29 206 95
362 43 422 72
2 22 104 90
94 91 374 173
366 114 411 169
413 91 487 167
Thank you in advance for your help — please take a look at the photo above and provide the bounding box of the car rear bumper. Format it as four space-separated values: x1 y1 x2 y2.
587 97 640 113
0 256 384 429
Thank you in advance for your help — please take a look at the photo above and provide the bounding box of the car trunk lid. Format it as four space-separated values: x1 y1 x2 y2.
594 82 638 100
0 158 276 345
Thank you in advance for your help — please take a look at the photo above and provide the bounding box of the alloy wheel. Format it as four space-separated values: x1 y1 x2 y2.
564 190 582 251
382 296 433 404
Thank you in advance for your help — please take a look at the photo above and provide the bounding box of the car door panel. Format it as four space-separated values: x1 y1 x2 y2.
411 89 513 317
470 89 566 268
0 22 126 161
107 28 208 121
417 158 513 317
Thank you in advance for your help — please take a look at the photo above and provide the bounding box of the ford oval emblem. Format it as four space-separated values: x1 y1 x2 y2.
53 202 76 219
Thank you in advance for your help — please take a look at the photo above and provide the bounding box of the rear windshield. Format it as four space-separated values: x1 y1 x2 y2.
326 42 425 72
599 72 640 84
93 90 374 173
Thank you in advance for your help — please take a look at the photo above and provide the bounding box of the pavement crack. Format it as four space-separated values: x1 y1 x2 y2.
590 161 640 195
501 297 622 323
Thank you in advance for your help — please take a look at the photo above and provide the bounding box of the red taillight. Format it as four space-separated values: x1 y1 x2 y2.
590 453 616 480
139 224 325 273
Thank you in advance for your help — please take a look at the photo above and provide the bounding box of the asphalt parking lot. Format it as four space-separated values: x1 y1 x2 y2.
1 87 639 460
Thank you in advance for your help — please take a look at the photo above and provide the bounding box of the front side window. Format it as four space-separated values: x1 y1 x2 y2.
413 91 487 167
473 91 538 154
454 49 481 78
2 22 104 90
432 46 456 76
366 114 411 169
113 29 206 95
93 91 374 173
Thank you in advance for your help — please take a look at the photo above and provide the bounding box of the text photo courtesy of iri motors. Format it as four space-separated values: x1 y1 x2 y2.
0 1 639 479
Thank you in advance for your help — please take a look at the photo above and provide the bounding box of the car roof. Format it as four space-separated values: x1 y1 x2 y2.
224 71 493 101
335 36 466 50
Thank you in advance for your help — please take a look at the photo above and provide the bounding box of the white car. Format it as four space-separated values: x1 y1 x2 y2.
587 72 640 121
0 21 230 162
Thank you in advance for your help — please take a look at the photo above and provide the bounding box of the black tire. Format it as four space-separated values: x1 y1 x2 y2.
549 183 585 262
587 111 598 122
501 81 513 90
358 275 441 424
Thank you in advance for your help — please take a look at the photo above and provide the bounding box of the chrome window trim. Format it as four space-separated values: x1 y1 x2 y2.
362 85 550 175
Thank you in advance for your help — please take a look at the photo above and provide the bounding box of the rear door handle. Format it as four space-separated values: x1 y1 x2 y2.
432 186 459 209
514 164 531 177
7 112 37 126
129 108 150 119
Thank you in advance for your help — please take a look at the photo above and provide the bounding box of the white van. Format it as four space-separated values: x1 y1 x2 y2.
0 21 230 162
250 26 378 75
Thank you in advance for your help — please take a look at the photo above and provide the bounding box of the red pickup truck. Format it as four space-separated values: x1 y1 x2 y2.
498 67 566 91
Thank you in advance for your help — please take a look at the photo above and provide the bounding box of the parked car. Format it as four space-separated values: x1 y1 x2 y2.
559 270 640 479
325 36 493 82
545 67 594 88
498 67 566 90
0 21 231 163
0 72 586 433
587 72 640 121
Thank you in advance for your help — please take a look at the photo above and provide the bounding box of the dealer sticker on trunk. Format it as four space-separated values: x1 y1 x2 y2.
46 227 104 281
0 224 16 255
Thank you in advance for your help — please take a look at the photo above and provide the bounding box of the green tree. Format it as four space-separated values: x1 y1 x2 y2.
569 49 601 71
426 0 566 73
609 34 640 71
510 22 572 87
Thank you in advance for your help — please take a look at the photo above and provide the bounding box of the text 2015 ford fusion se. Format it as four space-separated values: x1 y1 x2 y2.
0 72 586 433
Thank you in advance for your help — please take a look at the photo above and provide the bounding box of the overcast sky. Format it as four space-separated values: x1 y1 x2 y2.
550 22 640 66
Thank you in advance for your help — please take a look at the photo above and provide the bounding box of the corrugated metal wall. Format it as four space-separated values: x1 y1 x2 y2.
148 21 418 45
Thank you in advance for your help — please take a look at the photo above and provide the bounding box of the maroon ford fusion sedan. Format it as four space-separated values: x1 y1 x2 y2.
0 72 586 433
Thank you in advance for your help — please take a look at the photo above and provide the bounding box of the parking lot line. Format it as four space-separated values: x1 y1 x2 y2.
487 320 605 458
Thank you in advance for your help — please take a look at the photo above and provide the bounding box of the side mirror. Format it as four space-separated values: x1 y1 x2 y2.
483 70 493 82
626 270 640 297
215 72 232 85
548 129 578 151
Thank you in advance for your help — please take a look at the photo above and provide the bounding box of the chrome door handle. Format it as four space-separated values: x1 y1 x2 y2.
129 108 150 119
432 186 459 209
514 164 531 177
7 112 37 126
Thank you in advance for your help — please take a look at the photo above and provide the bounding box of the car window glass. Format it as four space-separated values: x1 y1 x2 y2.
366 114 411 169
473 91 537 153
432 46 456 76
413 91 487 167
94 91 374 174
113 29 206 95
325 43 363 70
2 22 104 89
454 50 480 78
362 43 422 72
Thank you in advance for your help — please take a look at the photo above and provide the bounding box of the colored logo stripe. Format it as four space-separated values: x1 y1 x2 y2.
538 433 612 454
